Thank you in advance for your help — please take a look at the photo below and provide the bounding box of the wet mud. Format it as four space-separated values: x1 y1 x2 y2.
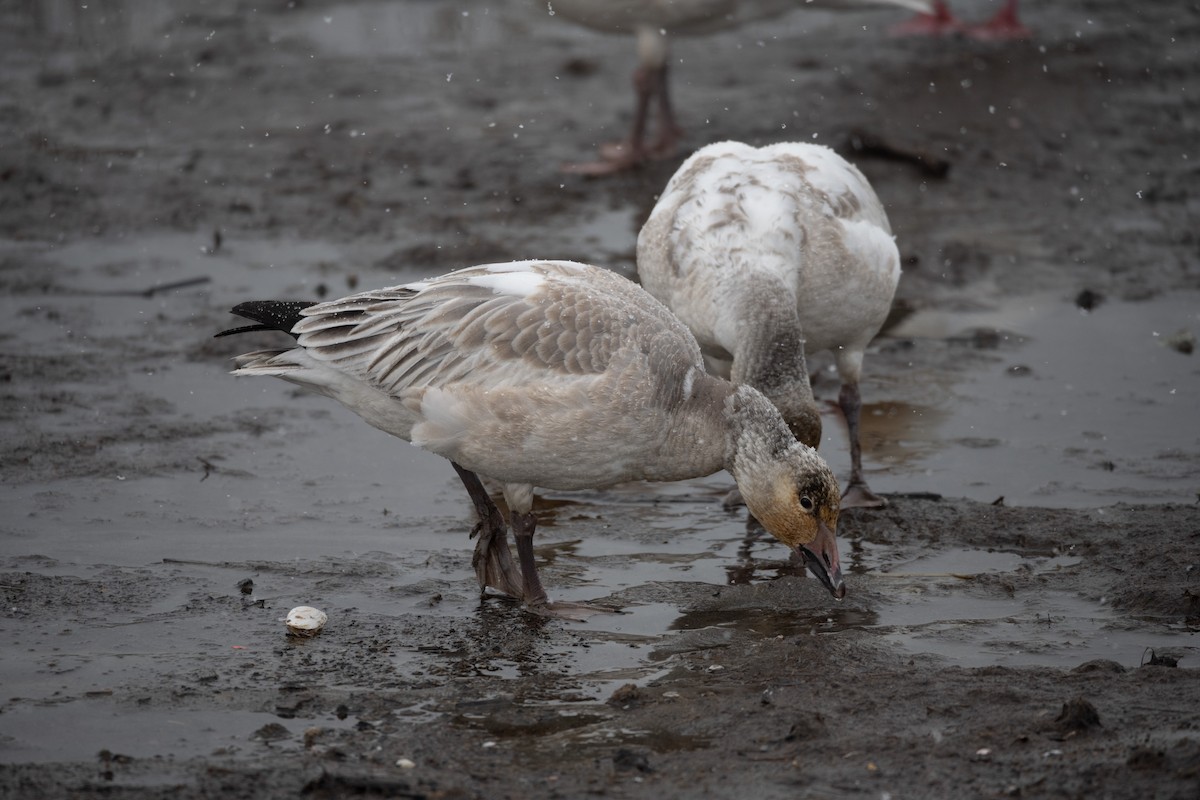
1 0 1198 797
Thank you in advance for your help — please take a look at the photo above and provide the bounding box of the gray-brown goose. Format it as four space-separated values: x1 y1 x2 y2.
217 260 846 616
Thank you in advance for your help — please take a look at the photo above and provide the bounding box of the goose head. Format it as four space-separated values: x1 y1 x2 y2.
725 387 846 599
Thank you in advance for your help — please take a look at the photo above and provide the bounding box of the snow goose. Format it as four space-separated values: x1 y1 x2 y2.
217 260 846 615
546 0 934 175
638 141 900 508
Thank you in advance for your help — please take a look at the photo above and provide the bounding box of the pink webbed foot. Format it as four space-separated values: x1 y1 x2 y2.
966 5 1031 41
560 141 646 176
840 481 889 510
890 2 964 37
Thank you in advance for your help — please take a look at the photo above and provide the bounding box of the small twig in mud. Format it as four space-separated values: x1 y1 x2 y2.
888 491 944 501
72 276 213 298
162 558 227 567
876 572 976 581
844 128 951 178
138 276 212 297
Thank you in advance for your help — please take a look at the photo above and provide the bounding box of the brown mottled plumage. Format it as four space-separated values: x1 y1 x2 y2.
638 142 901 508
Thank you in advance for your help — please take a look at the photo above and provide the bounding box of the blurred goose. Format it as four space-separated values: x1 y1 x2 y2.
547 0 934 174
638 141 900 508
217 260 846 615
891 0 1030 39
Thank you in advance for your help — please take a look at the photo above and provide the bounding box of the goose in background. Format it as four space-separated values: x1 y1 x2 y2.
217 260 847 616
638 141 900 508
546 0 935 175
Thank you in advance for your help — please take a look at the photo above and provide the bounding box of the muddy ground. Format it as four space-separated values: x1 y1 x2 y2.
2 0 1199 797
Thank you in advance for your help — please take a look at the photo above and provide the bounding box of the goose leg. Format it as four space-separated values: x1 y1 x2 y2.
510 506 619 620
562 66 657 176
602 63 681 163
452 463 525 600
646 62 683 160
623 64 657 161
838 381 888 509
511 510 550 606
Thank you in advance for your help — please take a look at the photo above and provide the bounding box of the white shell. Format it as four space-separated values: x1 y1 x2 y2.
285 606 328 636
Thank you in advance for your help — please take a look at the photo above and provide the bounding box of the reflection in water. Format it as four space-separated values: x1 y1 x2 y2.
856 399 951 470
875 588 1198 669
453 701 610 740
723 516 807 586
454 691 711 755
671 605 878 637
877 291 1200 506
436 598 561 679
424 540 1194 694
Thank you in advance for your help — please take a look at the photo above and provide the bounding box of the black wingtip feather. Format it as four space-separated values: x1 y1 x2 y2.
215 300 318 339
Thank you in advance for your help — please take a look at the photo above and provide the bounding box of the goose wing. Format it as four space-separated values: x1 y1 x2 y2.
291 260 702 397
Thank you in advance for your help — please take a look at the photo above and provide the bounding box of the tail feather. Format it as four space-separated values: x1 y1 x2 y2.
232 349 297 372
215 300 318 339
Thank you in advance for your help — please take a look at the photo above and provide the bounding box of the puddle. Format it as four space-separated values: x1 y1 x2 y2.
826 291 1200 508
0 233 465 566
860 546 1198 669
669 605 877 638
879 547 1082 577
25 237 1198 520
535 725 711 756
0 701 355 763
452 696 710 756
876 588 1197 669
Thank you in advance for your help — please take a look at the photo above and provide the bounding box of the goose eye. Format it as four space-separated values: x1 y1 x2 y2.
799 496 814 511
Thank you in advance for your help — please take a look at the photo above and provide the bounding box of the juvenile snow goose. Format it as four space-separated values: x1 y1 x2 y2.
638 141 900 508
546 0 934 175
217 260 846 615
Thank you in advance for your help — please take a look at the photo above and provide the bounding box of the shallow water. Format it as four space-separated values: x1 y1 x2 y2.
870 547 1197 668
866 292 1200 507
0 703 360 764
4 227 1196 622
3 540 1192 763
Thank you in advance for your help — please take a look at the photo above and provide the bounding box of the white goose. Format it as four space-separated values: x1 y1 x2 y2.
547 0 934 174
217 260 846 615
638 141 900 508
